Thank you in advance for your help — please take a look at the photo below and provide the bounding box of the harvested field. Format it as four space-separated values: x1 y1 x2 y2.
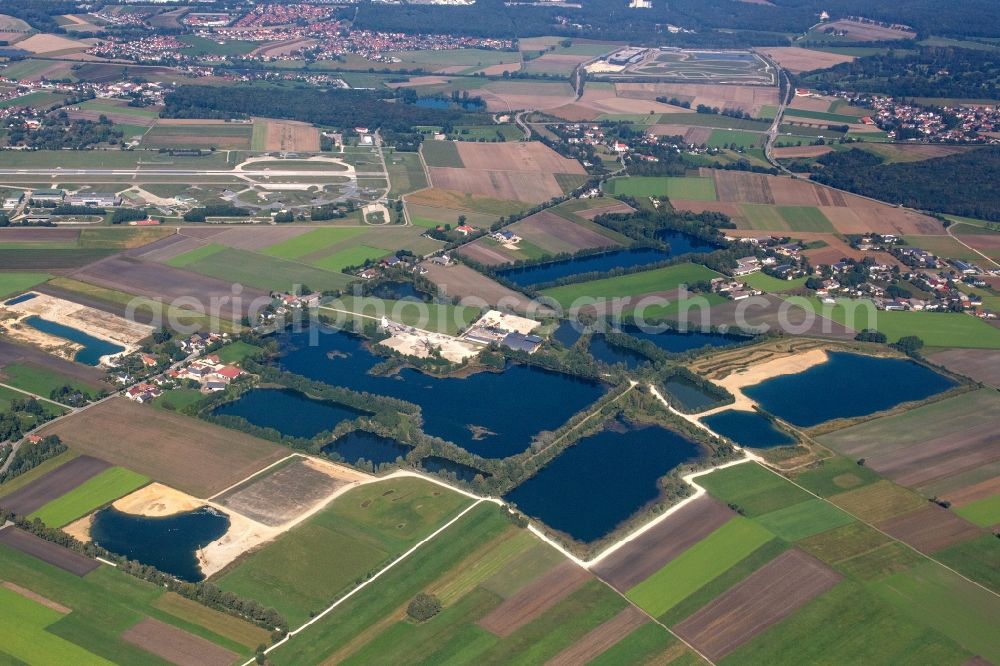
0 228 80 243
15 33 89 54
546 606 648 666
829 481 927 524
592 496 734 592
575 201 635 219
650 124 714 145
821 19 915 41
510 210 620 255
866 423 998 490
429 167 565 203
616 82 778 116
258 118 320 152
71 255 269 320
877 506 982 554
184 226 312 252
705 294 856 339
65 109 157 126
122 617 237 666
929 349 1000 388
38 398 287 498
455 241 511 266
759 47 854 73
456 142 585 175
142 122 252 150
129 235 209 263
0 526 98 575
253 37 317 58
673 549 841 661
419 261 536 312
478 81 578 112
214 457 363 527
478 560 591 637
0 455 110 517
772 144 834 159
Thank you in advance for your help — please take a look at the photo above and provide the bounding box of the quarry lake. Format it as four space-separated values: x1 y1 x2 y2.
744 352 957 428
323 430 410 467
22 315 125 366
275 328 606 458
505 421 705 543
213 387 369 439
90 506 230 582
496 231 716 287
701 409 795 449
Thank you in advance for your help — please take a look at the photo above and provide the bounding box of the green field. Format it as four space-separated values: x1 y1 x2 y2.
153 387 205 412
626 516 775 617
0 585 112 665
0 363 99 396
386 151 429 199
743 271 808 293
178 34 257 57
164 243 225 268
790 297 1000 349
0 91 66 110
0 272 51 299
262 228 367 260
698 462 812 517
933 535 1000 593
659 114 773 131
784 108 865 124
953 494 1000 527
604 176 717 201
540 263 721 308
723 582 972 665
421 141 464 168
181 247 354 293
754 498 855 541
872 562 1000 661
76 99 159 120
215 341 263 365
707 129 764 149
739 204 833 232
790 456 881 497
217 477 473 625
0 385 65 417
313 245 389 272
29 467 149 528
0 544 263 662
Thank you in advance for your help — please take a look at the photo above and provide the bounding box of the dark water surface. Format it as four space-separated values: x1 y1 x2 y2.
213 388 369 439
91 506 230 582
275 327 606 458
701 409 796 449
744 352 956 427
323 430 411 466
505 422 704 543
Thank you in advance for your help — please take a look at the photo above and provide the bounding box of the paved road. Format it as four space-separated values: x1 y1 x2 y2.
0 169 386 178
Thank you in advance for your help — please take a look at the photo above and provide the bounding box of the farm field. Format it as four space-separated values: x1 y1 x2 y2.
327 296 480 336
0 543 262 663
604 176 717 201
540 263 721 308
141 121 253 150
0 272 51 299
175 246 355 292
759 47 855 73
216 477 473 625
28 467 150 528
37 397 287 498
266 502 696 664
0 360 102 397
796 297 1000 348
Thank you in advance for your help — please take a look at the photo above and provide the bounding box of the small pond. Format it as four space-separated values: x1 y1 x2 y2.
701 410 796 449
588 335 649 369
662 376 725 412
323 430 411 467
4 292 37 306
420 456 490 483
90 506 230 582
213 388 369 439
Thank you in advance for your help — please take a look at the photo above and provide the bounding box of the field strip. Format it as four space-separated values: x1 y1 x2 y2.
0 381 69 408
205 453 304 501
245 498 488 666
947 224 1000 269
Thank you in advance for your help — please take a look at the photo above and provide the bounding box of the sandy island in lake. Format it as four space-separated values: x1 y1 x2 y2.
63 457 373 578
698 348 829 415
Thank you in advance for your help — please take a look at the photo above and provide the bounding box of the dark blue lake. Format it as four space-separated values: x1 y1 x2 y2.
496 231 716 288
420 456 489 483
553 321 584 348
275 327 606 458
496 247 674 288
90 506 229 582
662 376 724 412
744 352 957 428
22 315 125 365
701 410 795 449
620 324 748 354
213 388 369 439
323 430 410 466
505 422 705 543
4 292 37 306
369 281 425 300
588 335 649 369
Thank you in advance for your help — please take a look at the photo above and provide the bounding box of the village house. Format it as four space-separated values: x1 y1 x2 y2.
126 382 162 403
